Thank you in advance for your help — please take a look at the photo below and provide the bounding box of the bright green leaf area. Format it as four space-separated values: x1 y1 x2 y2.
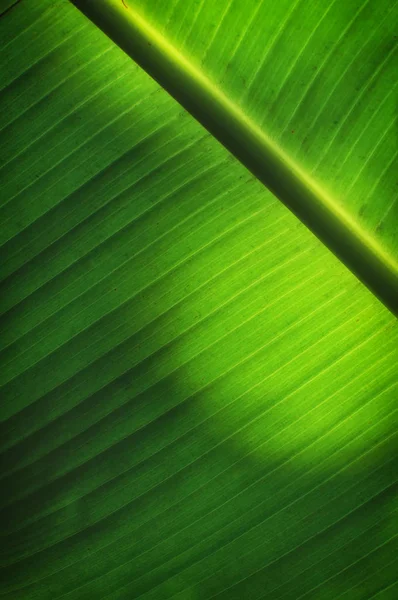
71 0 398 312
0 1 397 600
129 0 398 261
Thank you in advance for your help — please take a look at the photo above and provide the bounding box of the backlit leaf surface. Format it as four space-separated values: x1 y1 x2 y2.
0 1 397 599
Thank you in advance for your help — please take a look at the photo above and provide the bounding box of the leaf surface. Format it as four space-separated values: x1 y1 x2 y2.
71 0 398 313
0 1 397 600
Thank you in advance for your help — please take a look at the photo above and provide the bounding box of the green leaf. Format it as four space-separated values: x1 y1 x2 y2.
0 1 396 600
71 0 398 314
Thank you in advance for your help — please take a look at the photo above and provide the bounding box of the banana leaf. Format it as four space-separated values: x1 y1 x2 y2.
71 0 398 314
0 1 397 599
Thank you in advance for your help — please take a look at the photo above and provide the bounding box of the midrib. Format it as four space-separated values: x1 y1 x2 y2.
71 0 398 316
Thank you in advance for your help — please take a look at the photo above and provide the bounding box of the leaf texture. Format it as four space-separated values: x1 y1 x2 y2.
71 0 398 313
0 1 397 599
129 0 398 262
